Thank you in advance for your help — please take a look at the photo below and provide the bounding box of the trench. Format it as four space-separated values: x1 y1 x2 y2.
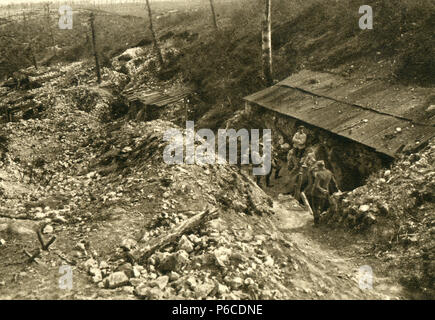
240 107 393 193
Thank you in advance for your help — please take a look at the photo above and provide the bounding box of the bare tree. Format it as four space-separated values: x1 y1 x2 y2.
89 13 101 83
145 0 164 68
209 0 218 30
22 11 38 69
262 0 273 86
44 2 56 56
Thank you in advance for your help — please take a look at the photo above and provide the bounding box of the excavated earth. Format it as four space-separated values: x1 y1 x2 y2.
0 54 406 300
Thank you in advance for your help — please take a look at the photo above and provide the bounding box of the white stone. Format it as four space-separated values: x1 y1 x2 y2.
359 204 370 213
151 275 169 290
178 235 194 253
42 225 54 234
105 272 129 289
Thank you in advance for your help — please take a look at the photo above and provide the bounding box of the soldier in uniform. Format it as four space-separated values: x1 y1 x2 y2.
292 126 307 159
287 148 298 174
274 135 290 179
311 160 333 225
302 148 318 196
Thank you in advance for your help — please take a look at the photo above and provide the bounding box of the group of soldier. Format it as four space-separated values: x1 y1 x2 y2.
255 125 337 226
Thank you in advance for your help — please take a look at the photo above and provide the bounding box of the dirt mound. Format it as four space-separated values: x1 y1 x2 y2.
95 119 274 217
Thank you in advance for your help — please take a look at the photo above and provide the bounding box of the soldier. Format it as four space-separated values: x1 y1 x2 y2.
265 149 278 187
251 150 263 186
302 148 317 196
311 160 333 225
287 148 298 174
259 138 277 188
274 135 290 179
292 125 307 159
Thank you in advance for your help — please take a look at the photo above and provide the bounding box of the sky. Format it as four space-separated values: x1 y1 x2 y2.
0 0 182 5
0 0 183 4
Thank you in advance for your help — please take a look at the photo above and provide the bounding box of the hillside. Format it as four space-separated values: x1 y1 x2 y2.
0 0 433 301
0 60 400 299
169 0 435 128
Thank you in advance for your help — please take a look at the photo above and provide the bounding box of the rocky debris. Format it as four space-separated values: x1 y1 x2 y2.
90 267 103 283
84 258 99 271
151 275 169 290
116 263 135 278
111 208 306 300
178 235 194 253
321 140 435 296
169 271 180 282
134 285 165 300
323 140 434 231
104 272 130 289
120 238 137 252
154 250 189 273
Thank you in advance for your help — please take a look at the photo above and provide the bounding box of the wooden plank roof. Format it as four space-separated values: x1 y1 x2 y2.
123 87 193 108
244 70 435 157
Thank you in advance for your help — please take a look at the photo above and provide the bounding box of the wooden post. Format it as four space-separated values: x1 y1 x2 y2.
145 0 164 68
89 13 101 84
262 0 273 86
209 0 218 30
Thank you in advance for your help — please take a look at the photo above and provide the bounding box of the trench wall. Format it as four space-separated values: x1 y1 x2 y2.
241 105 392 191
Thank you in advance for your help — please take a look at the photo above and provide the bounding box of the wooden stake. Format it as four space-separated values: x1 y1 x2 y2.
24 248 41 264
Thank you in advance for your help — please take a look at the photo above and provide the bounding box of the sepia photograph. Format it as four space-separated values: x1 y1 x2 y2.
0 0 433 305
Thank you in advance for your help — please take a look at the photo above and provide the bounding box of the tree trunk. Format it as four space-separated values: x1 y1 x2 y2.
209 0 218 30
138 208 216 264
145 0 164 68
45 3 56 56
262 0 273 86
89 13 101 84
22 11 38 70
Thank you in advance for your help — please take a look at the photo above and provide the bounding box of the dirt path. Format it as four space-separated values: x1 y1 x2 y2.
251 162 404 299
270 192 404 299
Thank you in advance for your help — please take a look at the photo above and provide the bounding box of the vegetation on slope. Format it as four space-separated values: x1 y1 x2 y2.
170 0 434 128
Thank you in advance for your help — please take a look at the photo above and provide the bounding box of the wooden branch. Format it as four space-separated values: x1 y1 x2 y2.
36 229 45 248
44 236 56 250
139 208 217 264
55 252 76 266
24 248 41 264
0 213 34 220
36 228 56 251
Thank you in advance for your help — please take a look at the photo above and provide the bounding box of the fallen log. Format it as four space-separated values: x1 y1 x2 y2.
138 208 217 264
300 192 314 216
0 213 35 220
